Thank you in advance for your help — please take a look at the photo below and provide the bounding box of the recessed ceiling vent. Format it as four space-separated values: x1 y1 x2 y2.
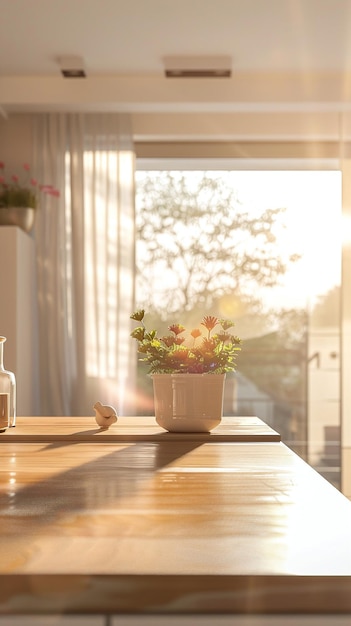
58 55 86 78
163 55 231 78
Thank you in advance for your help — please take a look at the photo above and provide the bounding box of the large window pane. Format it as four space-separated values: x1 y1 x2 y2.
135 167 342 487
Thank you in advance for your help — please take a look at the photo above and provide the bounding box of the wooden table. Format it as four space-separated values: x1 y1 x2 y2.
0 418 351 619
0 415 281 442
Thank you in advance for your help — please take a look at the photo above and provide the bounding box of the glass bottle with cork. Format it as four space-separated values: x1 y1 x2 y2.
0 336 16 431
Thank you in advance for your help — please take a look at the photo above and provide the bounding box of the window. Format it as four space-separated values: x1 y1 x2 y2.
135 160 342 488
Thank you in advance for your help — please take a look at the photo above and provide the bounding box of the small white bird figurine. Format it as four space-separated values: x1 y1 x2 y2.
93 401 118 429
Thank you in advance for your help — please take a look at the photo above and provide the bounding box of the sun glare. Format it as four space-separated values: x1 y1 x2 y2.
135 169 342 311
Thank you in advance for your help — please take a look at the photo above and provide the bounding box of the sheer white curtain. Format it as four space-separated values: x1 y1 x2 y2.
33 113 136 416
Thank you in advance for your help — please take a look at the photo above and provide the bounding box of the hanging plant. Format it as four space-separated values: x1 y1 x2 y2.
0 162 60 209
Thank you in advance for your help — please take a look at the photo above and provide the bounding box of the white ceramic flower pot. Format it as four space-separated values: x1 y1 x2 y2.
151 373 226 433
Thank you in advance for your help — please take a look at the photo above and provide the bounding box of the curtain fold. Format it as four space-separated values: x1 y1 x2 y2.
33 113 136 416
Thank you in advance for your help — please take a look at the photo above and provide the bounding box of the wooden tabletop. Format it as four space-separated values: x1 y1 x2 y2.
0 415 281 442
1 436 351 615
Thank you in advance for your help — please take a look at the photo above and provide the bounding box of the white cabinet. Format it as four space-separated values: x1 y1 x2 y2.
0 226 39 415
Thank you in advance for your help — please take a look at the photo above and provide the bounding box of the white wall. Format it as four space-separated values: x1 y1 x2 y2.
0 114 33 168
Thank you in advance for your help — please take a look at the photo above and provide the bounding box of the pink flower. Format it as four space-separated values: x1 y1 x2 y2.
0 160 60 208
40 185 60 198
41 185 56 195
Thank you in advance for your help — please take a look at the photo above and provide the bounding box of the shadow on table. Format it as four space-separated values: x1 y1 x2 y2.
0 439 204 525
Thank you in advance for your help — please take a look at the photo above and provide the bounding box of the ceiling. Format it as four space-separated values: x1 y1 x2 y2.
2 0 351 76
2 0 351 143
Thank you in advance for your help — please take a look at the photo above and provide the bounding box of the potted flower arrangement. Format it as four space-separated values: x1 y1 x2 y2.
130 309 241 432
0 161 60 233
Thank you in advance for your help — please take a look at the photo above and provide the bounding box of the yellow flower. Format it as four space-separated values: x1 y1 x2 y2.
130 309 145 322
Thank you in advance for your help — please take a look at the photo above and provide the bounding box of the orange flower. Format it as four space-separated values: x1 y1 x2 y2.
130 309 241 374
201 315 218 331
190 328 202 339
168 324 186 336
216 332 230 343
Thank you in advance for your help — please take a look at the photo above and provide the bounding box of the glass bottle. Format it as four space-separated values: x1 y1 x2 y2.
0 336 16 430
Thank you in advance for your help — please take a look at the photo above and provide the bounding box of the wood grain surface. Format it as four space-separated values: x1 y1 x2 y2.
0 438 351 615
